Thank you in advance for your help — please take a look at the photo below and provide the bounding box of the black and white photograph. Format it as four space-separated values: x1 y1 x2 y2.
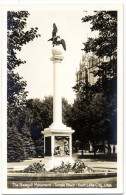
0 1 124 194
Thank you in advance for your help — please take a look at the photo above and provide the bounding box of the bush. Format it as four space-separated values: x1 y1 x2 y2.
20 160 93 174
50 160 93 173
50 161 72 173
72 161 92 173
21 161 46 173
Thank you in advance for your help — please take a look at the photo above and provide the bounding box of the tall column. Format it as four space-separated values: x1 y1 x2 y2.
43 46 75 169
50 51 64 129
53 57 62 126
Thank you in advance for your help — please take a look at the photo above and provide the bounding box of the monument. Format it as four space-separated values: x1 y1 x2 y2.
43 23 75 170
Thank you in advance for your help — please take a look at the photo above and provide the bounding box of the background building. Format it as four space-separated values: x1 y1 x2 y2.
76 52 110 86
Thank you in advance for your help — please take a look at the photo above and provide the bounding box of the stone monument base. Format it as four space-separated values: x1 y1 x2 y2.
42 124 75 170
43 156 75 171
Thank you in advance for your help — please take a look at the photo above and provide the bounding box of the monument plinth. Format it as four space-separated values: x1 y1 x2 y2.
43 46 74 170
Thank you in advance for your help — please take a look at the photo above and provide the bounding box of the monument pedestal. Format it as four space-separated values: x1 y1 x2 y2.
43 126 74 170
43 46 75 170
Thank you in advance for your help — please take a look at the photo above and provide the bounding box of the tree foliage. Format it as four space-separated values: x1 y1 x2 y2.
7 125 25 162
69 93 110 148
82 11 117 98
71 11 117 155
82 11 117 58
25 96 72 157
26 96 72 131
7 11 41 162
7 11 40 108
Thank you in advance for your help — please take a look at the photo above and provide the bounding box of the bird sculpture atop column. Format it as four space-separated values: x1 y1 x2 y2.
48 23 66 51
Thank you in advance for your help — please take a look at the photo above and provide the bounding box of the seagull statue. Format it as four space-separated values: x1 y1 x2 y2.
52 23 58 39
48 23 66 51
56 36 66 51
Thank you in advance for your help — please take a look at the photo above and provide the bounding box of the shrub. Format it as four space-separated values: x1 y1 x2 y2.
72 160 93 173
50 160 93 173
50 161 72 173
21 161 46 173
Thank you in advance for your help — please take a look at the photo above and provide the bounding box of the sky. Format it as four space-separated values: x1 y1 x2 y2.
16 5 97 104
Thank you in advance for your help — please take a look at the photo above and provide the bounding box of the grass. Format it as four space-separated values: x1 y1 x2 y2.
77 154 117 162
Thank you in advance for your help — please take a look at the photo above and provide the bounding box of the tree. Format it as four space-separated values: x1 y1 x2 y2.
25 98 51 157
7 11 41 161
73 81 94 104
69 91 111 155
26 97 53 131
7 11 40 109
81 11 117 98
7 125 25 162
62 98 73 126
20 124 37 158
72 11 117 153
82 11 117 57
25 96 73 156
